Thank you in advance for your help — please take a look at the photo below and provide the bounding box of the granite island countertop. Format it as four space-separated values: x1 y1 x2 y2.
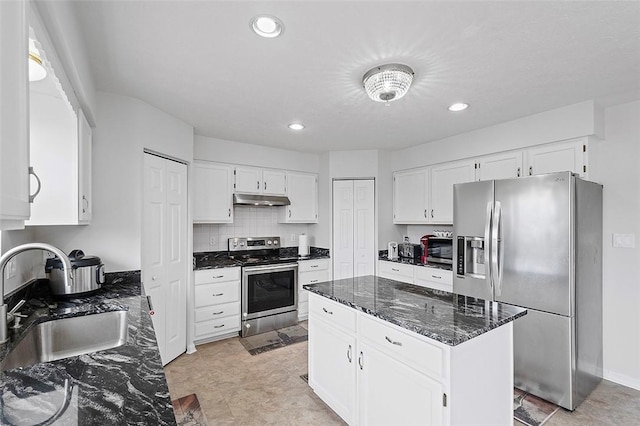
304 275 526 346
0 273 175 425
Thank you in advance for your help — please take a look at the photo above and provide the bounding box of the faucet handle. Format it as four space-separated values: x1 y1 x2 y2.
8 299 26 316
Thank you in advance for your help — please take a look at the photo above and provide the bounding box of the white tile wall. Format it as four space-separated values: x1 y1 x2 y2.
193 207 310 252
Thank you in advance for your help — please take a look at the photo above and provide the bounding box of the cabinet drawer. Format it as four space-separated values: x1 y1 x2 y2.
194 316 240 338
194 267 240 285
298 258 330 272
414 267 453 292
195 301 240 323
300 269 330 286
359 314 444 379
195 281 240 307
378 261 414 281
309 294 356 333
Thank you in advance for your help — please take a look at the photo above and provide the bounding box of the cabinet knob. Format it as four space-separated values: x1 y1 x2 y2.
431 209 434 218
152 276 157 281
424 209 427 218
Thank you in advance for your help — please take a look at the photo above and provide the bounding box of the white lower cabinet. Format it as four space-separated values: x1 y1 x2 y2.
358 340 443 426
414 266 453 292
298 258 330 320
377 260 413 284
308 293 514 425
193 267 241 342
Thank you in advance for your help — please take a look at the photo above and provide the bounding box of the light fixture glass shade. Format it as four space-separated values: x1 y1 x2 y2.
250 15 284 38
363 63 414 103
28 52 47 82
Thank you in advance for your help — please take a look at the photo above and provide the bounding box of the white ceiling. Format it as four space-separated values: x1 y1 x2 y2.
71 1 640 153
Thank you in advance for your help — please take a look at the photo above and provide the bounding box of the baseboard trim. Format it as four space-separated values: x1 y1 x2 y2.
603 369 640 391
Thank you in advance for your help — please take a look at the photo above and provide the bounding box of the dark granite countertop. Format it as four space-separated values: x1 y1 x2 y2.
0 272 175 425
194 246 330 270
304 275 526 346
378 251 453 271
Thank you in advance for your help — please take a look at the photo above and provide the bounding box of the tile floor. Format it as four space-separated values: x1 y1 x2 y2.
164 325 640 426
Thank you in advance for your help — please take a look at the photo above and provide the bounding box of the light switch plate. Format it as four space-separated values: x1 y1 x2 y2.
612 233 635 249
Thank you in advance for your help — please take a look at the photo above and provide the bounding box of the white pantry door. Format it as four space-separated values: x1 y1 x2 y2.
143 153 187 365
332 180 375 280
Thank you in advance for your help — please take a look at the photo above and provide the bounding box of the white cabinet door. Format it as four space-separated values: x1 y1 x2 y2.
430 160 475 223
358 341 444 426
282 172 317 223
234 166 262 194
308 317 357 425
0 0 30 230
193 161 233 223
525 139 586 178
262 169 286 195
393 168 429 224
77 109 92 223
477 151 523 181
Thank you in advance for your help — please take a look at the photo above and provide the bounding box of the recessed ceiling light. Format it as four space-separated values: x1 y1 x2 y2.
251 15 284 38
288 123 304 130
448 103 469 112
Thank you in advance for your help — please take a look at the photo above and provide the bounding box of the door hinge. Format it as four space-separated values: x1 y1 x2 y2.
443 393 447 407
583 165 587 173
234 169 236 175
583 144 586 152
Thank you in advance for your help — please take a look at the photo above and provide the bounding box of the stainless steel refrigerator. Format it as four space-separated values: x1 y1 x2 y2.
453 171 602 410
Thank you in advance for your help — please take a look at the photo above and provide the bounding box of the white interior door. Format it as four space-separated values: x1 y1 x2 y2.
143 153 187 365
332 180 375 280
333 181 354 280
353 180 375 277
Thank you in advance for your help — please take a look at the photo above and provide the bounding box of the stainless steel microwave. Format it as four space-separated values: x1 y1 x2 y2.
427 237 453 264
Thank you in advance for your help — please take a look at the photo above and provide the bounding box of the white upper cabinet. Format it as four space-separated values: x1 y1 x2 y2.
281 171 317 223
234 166 286 196
476 151 524 181
430 160 476 223
525 138 587 178
0 0 31 230
193 161 234 223
393 168 429 224
77 109 92 223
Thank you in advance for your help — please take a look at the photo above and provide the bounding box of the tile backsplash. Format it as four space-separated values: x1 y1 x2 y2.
194 206 310 252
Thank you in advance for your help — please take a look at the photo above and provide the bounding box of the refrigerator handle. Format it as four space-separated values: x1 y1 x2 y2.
484 201 493 294
492 201 502 296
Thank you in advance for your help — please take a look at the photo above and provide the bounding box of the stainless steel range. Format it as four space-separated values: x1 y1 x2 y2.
229 237 298 337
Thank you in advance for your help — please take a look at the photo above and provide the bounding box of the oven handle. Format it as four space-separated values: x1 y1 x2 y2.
242 263 299 273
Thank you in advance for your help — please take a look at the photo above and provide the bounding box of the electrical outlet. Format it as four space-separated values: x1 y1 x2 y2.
209 236 217 246
4 259 16 279
613 233 635 249
290 234 297 243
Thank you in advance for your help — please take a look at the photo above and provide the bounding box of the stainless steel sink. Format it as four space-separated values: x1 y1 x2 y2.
0 310 128 371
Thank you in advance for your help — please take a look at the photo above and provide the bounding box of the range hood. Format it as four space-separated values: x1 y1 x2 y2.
233 193 291 206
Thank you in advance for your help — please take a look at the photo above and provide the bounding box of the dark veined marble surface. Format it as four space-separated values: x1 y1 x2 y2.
194 246 330 270
304 275 526 346
0 273 175 425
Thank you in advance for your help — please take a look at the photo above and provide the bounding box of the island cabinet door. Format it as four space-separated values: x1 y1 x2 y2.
357 341 445 426
308 319 357 425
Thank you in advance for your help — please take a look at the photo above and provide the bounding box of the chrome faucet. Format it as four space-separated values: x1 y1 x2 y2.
0 243 74 344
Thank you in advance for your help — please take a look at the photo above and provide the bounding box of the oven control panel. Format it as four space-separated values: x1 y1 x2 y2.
228 236 281 251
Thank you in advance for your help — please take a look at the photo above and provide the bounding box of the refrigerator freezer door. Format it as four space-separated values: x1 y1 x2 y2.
453 180 494 300
514 308 574 410
494 172 573 316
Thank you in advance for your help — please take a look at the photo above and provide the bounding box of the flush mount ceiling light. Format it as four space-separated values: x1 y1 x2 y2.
448 102 469 112
28 39 46 82
288 123 304 130
362 63 414 104
250 15 284 38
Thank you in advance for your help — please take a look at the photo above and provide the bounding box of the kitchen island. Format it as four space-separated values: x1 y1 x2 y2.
304 275 526 426
0 274 175 425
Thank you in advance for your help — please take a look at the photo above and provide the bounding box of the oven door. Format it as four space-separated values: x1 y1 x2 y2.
242 263 298 320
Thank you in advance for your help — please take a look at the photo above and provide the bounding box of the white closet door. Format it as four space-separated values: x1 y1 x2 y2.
333 181 354 280
353 180 375 277
164 160 187 363
143 153 187 365
332 180 375 280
